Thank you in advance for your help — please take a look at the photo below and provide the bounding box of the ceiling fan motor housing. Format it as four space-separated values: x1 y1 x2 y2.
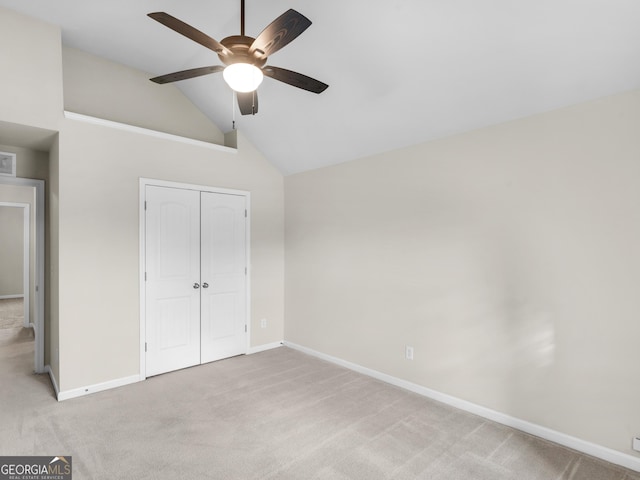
219 36 267 67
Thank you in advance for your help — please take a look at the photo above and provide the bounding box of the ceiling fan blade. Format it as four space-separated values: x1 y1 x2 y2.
148 12 232 57
150 65 225 84
237 91 258 115
263 66 328 94
249 9 311 59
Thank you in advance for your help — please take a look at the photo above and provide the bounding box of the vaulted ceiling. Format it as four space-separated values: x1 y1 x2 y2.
2 0 640 175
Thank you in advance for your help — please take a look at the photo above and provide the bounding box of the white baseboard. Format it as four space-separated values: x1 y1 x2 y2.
57 374 141 402
45 365 60 398
247 341 283 355
0 294 24 300
283 341 640 473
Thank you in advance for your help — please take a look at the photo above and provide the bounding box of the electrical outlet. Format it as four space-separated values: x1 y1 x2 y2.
260 318 267 329
633 436 640 452
405 345 414 360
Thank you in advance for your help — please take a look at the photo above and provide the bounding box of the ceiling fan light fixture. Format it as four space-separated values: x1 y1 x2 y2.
148 6 328 115
223 63 264 92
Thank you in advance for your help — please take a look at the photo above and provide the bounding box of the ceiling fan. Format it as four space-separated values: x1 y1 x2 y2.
148 0 329 116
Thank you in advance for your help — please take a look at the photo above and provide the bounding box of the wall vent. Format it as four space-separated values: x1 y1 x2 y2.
0 152 16 177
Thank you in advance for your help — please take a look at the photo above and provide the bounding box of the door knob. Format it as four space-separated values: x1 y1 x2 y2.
202 283 209 288
193 283 200 289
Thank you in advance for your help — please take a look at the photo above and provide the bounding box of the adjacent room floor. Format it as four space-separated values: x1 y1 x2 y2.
1 336 638 480
0 298 25 344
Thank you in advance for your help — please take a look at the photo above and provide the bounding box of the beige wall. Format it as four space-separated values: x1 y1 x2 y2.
0 7 63 131
62 47 224 145
47 136 60 381
285 88 640 458
14 147 49 182
0 206 24 297
57 121 284 392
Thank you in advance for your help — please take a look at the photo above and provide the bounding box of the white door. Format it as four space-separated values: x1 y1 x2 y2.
200 192 247 363
145 185 248 376
145 186 201 377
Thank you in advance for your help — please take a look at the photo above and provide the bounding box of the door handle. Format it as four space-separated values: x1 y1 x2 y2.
202 283 209 289
193 283 200 289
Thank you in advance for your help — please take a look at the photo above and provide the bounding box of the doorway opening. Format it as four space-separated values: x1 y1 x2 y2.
0 202 30 341
0 177 45 373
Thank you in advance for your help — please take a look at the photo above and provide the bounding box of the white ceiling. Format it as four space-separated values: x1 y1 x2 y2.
2 0 640 175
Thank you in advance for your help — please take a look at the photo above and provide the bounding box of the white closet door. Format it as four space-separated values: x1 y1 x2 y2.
200 192 247 363
145 186 201 377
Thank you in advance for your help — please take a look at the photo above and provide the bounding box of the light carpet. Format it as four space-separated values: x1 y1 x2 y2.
1 340 638 480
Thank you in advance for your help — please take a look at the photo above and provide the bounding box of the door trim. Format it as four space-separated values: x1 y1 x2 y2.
138 178 251 380
0 176 45 374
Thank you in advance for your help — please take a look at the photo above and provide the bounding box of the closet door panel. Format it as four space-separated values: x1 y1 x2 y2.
145 186 201 376
200 192 247 363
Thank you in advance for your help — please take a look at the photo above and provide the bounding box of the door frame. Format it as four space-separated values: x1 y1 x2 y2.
0 202 30 328
0 176 45 373
138 178 251 380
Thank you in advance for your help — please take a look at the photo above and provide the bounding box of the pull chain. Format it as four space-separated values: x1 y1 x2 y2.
232 90 236 130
